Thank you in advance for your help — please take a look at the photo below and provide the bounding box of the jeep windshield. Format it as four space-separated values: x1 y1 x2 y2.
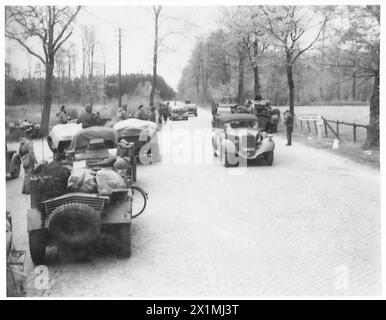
226 120 258 129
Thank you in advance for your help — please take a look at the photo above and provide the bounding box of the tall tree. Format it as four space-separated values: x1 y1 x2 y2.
258 5 330 114
341 5 379 147
223 6 268 98
6 6 81 135
150 6 162 107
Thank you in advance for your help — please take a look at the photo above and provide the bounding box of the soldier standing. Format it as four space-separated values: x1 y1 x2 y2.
284 110 294 146
19 127 37 194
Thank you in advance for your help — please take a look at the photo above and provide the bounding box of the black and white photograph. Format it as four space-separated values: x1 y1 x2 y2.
2 0 383 299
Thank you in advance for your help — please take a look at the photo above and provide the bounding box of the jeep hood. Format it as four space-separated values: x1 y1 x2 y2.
49 123 82 148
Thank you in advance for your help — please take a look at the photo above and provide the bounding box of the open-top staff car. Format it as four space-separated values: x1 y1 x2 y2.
27 127 146 265
185 100 198 117
170 101 189 120
6 145 21 179
246 99 281 133
47 123 82 161
212 113 275 167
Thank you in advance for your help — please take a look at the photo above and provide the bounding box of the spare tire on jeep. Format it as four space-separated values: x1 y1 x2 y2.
47 203 101 247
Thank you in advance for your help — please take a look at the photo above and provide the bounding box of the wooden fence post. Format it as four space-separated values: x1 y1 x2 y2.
353 123 357 143
336 121 340 138
324 119 328 137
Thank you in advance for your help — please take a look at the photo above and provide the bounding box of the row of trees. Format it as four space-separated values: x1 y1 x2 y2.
5 6 177 134
177 5 379 147
5 69 176 106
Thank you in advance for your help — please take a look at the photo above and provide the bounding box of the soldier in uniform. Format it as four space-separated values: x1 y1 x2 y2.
117 104 129 121
19 127 37 194
57 105 68 124
134 105 149 121
284 110 294 146
77 105 99 128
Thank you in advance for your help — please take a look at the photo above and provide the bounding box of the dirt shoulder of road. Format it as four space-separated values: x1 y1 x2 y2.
275 124 380 169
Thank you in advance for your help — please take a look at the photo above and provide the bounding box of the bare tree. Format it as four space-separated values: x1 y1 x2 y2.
258 5 331 114
6 6 81 135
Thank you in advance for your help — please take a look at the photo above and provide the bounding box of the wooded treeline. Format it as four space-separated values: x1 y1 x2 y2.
177 5 379 147
5 68 176 106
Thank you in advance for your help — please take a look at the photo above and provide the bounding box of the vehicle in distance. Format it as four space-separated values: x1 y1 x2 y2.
170 101 189 121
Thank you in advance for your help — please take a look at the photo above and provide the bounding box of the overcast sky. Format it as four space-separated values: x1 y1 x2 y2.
5 6 221 90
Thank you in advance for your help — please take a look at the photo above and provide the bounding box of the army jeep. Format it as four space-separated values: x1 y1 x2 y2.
27 127 146 265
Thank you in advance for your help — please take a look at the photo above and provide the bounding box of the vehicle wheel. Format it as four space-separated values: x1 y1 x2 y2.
131 185 148 219
212 139 217 157
48 203 101 247
10 156 21 178
222 147 231 168
47 137 54 152
265 151 274 166
29 229 47 265
118 224 131 258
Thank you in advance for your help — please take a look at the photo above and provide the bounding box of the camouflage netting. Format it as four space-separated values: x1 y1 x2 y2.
32 161 71 208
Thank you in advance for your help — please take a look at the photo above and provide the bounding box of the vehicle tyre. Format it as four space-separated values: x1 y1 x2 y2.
222 147 231 168
118 223 131 258
10 156 21 178
47 137 54 152
265 151 274 166
48 203 101 247
29 229 47 265
131 185 148 219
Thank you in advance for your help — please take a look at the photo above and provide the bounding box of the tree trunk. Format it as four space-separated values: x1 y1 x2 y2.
286 52 295 115
40 60 54 136
352 73 356 100
150 9 160 107
253 64 260 98
236 48 245 105
364 72 379 148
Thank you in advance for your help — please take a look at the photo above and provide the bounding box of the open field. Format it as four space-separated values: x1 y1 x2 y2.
277 105 369 144
274 106 378 167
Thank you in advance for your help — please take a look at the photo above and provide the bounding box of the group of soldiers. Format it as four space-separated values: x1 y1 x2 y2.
57 103 170 129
